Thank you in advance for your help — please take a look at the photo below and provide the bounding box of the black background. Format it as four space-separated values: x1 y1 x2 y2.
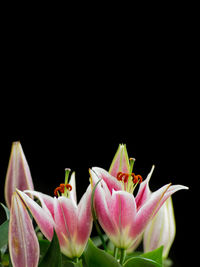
0 10 198 266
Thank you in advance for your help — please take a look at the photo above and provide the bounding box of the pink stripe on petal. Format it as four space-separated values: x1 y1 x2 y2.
111 190 136 230
110 190 137 248
17 190 54 241
90 169 117 236
135 165 154 210
131 183 188 240
24 190 55 219
92 167 122 193
54 196 78 258
77 185 92 245
9 192 39 267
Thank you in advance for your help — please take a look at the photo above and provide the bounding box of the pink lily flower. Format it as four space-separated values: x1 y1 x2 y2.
9 191 39 267
4 142 34 209
17 170 93 259
90 144 188 250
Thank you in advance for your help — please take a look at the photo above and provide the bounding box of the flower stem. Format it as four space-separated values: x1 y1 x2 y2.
114 246 118 259
120 248 126 265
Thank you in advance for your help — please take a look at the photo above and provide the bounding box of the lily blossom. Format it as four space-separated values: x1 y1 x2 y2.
9 191 39 267
143 196 176 258
4 142 34 209
90 144 188 250
17 170 92 259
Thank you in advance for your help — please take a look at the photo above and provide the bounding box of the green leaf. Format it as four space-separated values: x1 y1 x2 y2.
0 220 9 249
124 257 162 267
0 203 10 220
38 231 62 267
83 239 121 267
38 239 50 263
140 246 163 265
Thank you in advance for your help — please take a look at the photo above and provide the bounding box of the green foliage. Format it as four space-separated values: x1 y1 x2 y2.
39 231 62 267
124 246 163 267
0 220 9 249
83 239 121 267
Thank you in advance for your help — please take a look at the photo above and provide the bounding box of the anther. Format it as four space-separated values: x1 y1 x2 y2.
116 172 129 183
54 187 62 196
66 184 72 191
117 172 123 181
131 173 143 184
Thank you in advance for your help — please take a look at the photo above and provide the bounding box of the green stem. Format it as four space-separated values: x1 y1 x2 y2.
114 246 118 259
74 257 79 263
120 248 126 265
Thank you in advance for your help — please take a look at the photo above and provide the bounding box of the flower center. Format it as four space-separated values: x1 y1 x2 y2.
54 168 72 197
54 183 72 197
116 172 143 193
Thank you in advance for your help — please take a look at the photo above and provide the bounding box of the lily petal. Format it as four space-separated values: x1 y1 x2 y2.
90 169 117 236
68 172 77 205
76 185 93 256
135 165 155 210
54 196 78 258
110 190 137 249
109 144 130 177
17 189 54 241
130 184 188 240
24 190 55 219
5 142 34 209
92 167 122 193
9 192 39 267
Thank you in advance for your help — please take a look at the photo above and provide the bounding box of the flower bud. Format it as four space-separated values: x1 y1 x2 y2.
143 197 176 258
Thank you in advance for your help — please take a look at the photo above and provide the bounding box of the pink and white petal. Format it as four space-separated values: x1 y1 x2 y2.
109 144 130 177
68 172 77 205
76 185 93 257
9 192 39 267
90 169 117 236
152 184 188 216
130 183 188 240
24 190 55 219
17 190 54 241
54 196 78 258
92 167 122 193
5 142 34 209
135 165 155 210
110 190 137 248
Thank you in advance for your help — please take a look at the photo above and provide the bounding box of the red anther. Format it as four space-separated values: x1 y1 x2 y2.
59 184 65 193
66 184 72 191
137 175 143 184
54 186 62 196
123 174 129 183
117 172 123 181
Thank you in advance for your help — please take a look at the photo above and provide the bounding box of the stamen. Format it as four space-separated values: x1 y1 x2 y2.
66 184 72 191
117 172 123 181
54 183 72 197
54 187 62 196
116 171 143 192
131 173 143 184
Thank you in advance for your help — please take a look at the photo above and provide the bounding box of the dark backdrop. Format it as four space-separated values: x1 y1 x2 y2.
0 88 196 267
0 20 197 266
